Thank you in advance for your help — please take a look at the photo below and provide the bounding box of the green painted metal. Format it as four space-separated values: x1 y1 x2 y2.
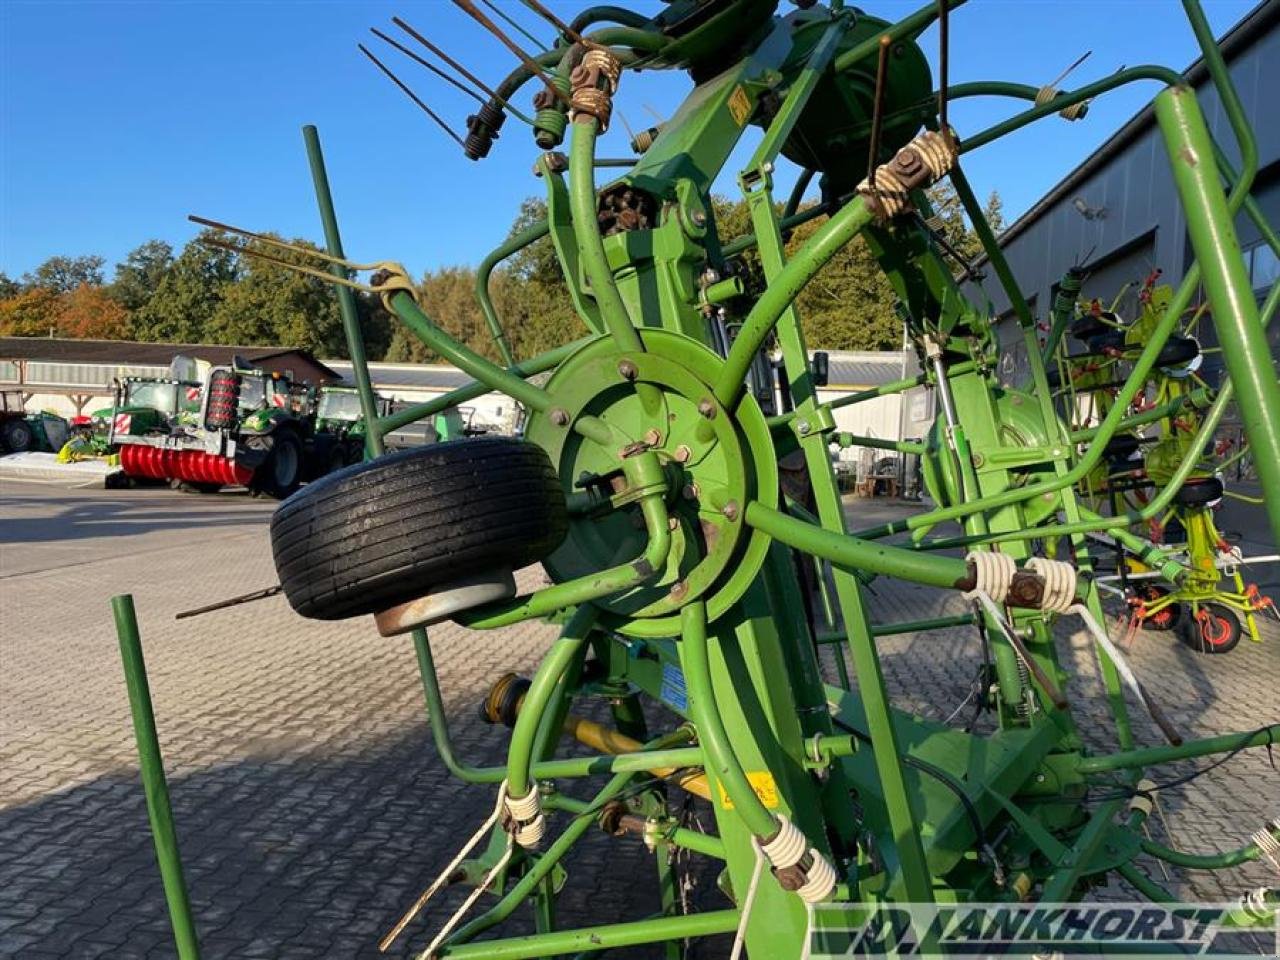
1156 86 1280 548
120 1 1280 956
303 125 384 459
113 596 202 960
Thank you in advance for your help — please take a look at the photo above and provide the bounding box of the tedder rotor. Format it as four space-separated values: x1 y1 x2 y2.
114 1 1280 957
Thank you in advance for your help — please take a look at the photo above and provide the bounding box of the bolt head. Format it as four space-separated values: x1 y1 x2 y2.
681 483 700 501
691 209 707 227
549 408 570 427
722 500 739 522
697 398 716 419
668 580 688 599
673 444 692 463
643 428 661 446
798 420 811 435
618 360 639 381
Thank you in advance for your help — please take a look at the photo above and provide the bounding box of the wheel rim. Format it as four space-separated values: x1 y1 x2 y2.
1198 610 1232 647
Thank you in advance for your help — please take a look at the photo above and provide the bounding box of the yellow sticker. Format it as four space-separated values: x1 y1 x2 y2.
718 771 780 809
728 86 752 127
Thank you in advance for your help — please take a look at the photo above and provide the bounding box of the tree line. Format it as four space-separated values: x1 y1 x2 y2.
0 184 1001 363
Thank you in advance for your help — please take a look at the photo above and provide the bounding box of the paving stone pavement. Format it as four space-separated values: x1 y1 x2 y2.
1 482 1277 959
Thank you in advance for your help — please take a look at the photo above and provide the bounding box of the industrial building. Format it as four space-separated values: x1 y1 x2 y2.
0 338 927 479
974 0 1280 388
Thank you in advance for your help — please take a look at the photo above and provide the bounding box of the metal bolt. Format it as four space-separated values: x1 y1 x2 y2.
618 359 639 381
697 398 716 419
667 516 679 531
673 444 692 463
690 209 706 227
668 580 688 600
644 428 662 446
682 483 700 501
722 500 739 522
798 420 811 436
972 453 985 468
550 408 570 427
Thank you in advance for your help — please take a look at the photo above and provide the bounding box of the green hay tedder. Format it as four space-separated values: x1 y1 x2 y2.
114 1 1280 956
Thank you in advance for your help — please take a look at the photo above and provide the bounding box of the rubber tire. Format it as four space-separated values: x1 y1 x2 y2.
1071 314 1112 342
1177 602 1242 654
1103 434 1141 464
254 431 303 500
271 437 568 621
1155 335 1199 370
1174 476 1224 507
1137 584 1182 632
1087 330 1127 354
2 419 34 453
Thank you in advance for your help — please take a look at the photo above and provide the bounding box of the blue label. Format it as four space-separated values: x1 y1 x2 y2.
659 662 688 712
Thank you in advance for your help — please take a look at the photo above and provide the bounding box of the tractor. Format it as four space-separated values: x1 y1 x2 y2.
0 389 69 454
114 362 312 497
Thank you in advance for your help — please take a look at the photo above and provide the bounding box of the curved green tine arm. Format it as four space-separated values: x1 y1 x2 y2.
387 291 554 414
1076 725 1280 774
506 606 599 798
831 0 967 75
376 336 591 437
569 119 646 355
747 500 973 591
680 601 780 840
475 221 553 367
715 196 876 406
1141 831 1277 870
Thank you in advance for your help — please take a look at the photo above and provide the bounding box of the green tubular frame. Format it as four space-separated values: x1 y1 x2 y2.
122 2 1280 958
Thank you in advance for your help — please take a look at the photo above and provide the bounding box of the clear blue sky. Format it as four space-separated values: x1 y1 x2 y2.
0 1 1257 283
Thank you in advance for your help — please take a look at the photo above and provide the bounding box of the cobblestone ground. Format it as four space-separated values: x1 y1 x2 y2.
1 482 1277 958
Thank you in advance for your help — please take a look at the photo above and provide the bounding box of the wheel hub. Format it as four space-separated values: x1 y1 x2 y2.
524 330 777 637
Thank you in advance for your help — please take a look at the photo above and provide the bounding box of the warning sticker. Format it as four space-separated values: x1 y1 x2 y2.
728 86 752 127
718 770 780 809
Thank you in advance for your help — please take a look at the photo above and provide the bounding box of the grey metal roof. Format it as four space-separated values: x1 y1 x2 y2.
324 361 474 391
985 0 1277 257
328 351 913 393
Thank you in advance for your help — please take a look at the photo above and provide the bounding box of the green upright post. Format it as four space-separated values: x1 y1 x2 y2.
112 594 201 960
1156 86 1280 548
302 124 384 459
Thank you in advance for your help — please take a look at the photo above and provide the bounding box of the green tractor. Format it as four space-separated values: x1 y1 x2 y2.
0 389 70 454
115 362 312 498
309 383 392 471
77 376 204 451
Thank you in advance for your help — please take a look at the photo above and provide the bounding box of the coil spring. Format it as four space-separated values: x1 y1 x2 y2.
533 74 570 149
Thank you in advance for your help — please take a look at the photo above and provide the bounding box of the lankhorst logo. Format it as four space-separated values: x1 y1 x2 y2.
810 901 1277 957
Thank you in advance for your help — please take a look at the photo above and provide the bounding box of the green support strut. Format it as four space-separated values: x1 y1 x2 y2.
302 125 384 459
1156 86 1280 549
112 595 201 960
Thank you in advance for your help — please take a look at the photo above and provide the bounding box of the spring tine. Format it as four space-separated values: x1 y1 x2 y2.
867 35 891 195
370 27 484 104
479 0 548 51
189 215 369 270
449 0 571 106
358 43 465 147
518 0 589 46
390 16 536 124
195 237 372 293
